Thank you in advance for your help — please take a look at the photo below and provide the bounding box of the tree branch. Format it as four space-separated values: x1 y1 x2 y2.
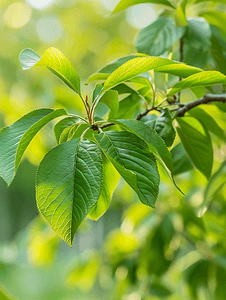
176 94 226 117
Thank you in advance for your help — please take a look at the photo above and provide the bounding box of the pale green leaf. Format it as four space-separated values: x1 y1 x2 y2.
154 64 203 78
175 4 188 26
136 18 186 56
0 108 67 185
95 131 160 207
188 107 226 142
112 0 174 14
200 11 226 35
103 57 175 92
176 117 213 179
168 71 226 96
19 48 81 95
36 138 102 246
88 155 120 221
99 90 119 118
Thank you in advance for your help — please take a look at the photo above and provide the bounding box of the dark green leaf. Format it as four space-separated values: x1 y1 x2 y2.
176 117 213 179
188 107 226 142
136 18 186 56
95 131 160 207
171 143 193 175
155 109 176 147
211 35 226 75
36 138 103 246
0 108 67 185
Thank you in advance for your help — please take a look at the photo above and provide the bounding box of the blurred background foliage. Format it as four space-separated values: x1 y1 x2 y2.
0 0 226 299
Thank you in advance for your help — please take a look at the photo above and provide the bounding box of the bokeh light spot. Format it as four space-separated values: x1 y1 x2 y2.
26 0 56 10
36 16 63 43
126 4 157 29
4 2 32 29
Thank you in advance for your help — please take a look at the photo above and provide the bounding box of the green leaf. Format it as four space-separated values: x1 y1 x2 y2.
19 48 81 95
0 108 67 185
140 114 157 128
136 18 186 56
54 117 78 144
211 35 226 75
36 138 103 246
103 57 175 92
99 90 119 118
175 4 188 26
176 117 213 179
112 0 174 14
203 160 226 208
149 281 172 297
184 18 211 51
154 109 176 147
95 131 160 207
92 83 103 102
200 11 226 35
188 107 226 142
59 122 82 144
88 155 120 221
168 71 226 96
109 93 141 119
113 119 182 194
171 143 193 175
154 63 203 78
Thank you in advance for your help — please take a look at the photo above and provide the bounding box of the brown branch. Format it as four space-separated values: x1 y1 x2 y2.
100 122 115 130
176 94 226 117
136 107 161 120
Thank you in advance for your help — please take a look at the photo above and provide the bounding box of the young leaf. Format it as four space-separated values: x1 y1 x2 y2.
19 48 81 95
95 131 160 207
0 108 67 185
154 63 203 78
103 57 175 92
112 119 182 193
36 138 103 246
112 0 174 14
88 155 120 221
168 71 226 96
176 117 213 179
59 123 82 144
188 107 226 142
54 117 78 144
136 18 186 56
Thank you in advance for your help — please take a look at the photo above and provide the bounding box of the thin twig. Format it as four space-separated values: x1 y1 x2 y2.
176 94 226 117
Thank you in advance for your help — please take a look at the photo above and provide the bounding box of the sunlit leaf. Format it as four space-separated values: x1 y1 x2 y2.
54 117 78 144
36 139 102 246
112 0 174 14
200 11 226 35
19 48 81 95
95 131 160 207
136 18 186 56
176 117 213 179
168 71 226 96
99 90 119 118
0 108 67 185
88 156 120 221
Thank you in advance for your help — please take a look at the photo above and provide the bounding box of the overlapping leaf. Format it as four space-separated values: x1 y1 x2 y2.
95 131 160 207
168 71 226 96
36 138 103 246
54 117 78 144
19 48 81 95
136 18 186 56
88 156 120 221
0 108 67 185
176 117 213 179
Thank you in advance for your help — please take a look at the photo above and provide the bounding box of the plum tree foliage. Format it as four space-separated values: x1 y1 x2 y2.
0 0 226 252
